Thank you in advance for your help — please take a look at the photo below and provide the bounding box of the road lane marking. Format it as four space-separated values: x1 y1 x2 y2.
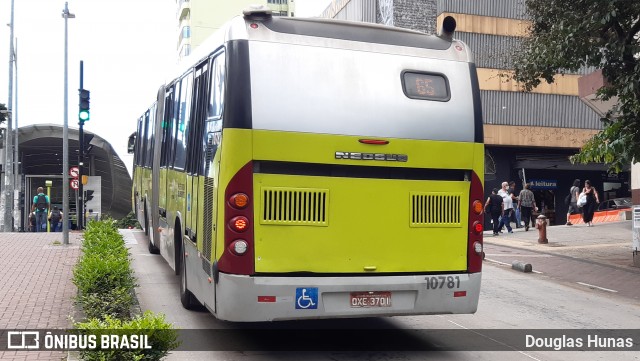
445 319 542 360
576 282 618 293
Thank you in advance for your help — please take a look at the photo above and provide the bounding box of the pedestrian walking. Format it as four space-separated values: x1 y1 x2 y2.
49 206 63 232
566 179 581 225
28 212 36 232
31 187 50 232
509 181 522 228
485 188 503 236
518 183 537 231
581 180 600 226
498 182 514 233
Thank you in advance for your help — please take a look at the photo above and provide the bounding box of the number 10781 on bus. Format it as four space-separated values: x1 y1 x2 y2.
425 276 461 289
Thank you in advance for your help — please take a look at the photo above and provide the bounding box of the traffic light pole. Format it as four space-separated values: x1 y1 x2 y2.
78 61 84 230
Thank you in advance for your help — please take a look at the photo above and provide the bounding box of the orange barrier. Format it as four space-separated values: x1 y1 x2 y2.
568 210 627 225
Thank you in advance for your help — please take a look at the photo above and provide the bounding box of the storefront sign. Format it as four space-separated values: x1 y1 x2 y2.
529 179 557 189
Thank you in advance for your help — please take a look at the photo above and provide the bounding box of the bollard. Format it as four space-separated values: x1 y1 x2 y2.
512 260 533 273
535 214 548 244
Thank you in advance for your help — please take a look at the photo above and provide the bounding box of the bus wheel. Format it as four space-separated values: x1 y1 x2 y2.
180 245 199 310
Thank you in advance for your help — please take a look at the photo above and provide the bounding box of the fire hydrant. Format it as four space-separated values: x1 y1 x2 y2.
535 215 548 244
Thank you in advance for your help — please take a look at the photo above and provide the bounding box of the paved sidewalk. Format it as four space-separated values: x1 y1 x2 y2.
483 220 640 300
0 232 82 361
483 219 637 269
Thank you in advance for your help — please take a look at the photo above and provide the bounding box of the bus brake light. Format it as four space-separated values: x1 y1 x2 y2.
230 216 249 232
473 221 483 234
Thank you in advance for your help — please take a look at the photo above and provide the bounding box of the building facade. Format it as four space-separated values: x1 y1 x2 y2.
176 0 294 60
320 0 630 225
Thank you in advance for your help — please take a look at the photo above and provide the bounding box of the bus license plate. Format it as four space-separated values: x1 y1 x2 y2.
350 291 392 308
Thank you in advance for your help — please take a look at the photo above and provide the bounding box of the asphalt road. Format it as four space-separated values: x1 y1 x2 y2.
124 227 640 361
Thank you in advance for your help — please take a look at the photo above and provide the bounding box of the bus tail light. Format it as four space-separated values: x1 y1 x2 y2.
230 239 248 255
219 162 254 275
473 221 483 234
473 241 483 255
229 193 249 209
472 200 484 215
467 171 483 274
229 216 249 232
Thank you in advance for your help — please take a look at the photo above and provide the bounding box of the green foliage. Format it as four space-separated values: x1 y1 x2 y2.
511 0 640 171
72 219 179 359
75 312 179 361
116 211 141 229
73 220 136 319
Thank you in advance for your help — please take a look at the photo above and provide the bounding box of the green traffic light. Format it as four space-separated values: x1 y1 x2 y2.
79 88 90 121
79 110 90 121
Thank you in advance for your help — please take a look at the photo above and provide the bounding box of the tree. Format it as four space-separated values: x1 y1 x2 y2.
511 0 640 172
0 103 6 124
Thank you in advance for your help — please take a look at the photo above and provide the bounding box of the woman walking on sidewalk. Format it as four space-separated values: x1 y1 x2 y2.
581 179 600 226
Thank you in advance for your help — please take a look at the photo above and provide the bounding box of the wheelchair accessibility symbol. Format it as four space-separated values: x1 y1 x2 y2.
295 287 318 309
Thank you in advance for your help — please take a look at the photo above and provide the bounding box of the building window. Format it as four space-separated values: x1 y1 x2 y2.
182 26 191 39
183 44 191 57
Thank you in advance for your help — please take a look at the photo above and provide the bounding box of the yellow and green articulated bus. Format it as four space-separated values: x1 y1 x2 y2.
129 7 484 322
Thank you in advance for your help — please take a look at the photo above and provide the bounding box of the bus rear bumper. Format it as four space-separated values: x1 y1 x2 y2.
214 272 481 322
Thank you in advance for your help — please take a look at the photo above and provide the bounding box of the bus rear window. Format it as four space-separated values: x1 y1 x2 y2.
402 72 450 101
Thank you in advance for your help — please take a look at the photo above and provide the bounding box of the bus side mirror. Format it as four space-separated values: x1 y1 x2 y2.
127 134 135 154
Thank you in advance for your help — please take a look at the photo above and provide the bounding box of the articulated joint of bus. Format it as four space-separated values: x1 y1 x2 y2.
468 171 484 273
218 161 255 276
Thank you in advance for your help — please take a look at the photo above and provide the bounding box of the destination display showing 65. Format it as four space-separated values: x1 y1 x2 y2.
402 72 450 101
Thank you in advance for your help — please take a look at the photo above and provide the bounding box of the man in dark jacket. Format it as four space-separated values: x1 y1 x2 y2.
485 188 504 236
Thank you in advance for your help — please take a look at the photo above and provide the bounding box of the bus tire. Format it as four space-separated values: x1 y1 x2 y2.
145 202 160 254
179 243 199 310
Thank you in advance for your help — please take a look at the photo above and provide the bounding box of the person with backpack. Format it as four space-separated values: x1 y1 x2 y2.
48 206 63 232
31 187 50 232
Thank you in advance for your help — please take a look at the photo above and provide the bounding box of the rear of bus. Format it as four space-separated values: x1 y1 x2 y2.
215 11 483 321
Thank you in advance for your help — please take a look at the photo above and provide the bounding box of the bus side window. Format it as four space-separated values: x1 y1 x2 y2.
207 52 225 121
202 51 225 177
174 72 194 171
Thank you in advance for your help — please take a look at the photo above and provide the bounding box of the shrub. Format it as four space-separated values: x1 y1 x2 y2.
72 220 178 360
116 211 141 230
79 287 135 320
73 220 135 319
75 312 179 361
74 254 135 293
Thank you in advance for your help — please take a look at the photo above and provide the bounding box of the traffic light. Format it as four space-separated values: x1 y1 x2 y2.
85 190 94 202
79 89 90 122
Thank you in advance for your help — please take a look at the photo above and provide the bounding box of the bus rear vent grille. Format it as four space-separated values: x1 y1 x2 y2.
261 187 329 226
202 177 214 260
411 192 462 227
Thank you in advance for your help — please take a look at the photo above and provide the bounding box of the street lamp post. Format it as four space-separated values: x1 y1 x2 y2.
12 38 19 231
62 2 75 244
3 0 15 232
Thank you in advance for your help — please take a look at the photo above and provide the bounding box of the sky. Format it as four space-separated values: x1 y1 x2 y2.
0 0 332 176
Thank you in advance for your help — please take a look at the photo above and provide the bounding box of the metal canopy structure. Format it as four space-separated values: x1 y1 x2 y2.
14 124 131 221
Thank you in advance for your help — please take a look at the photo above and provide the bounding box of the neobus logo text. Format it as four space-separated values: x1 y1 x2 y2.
335 152 408 162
